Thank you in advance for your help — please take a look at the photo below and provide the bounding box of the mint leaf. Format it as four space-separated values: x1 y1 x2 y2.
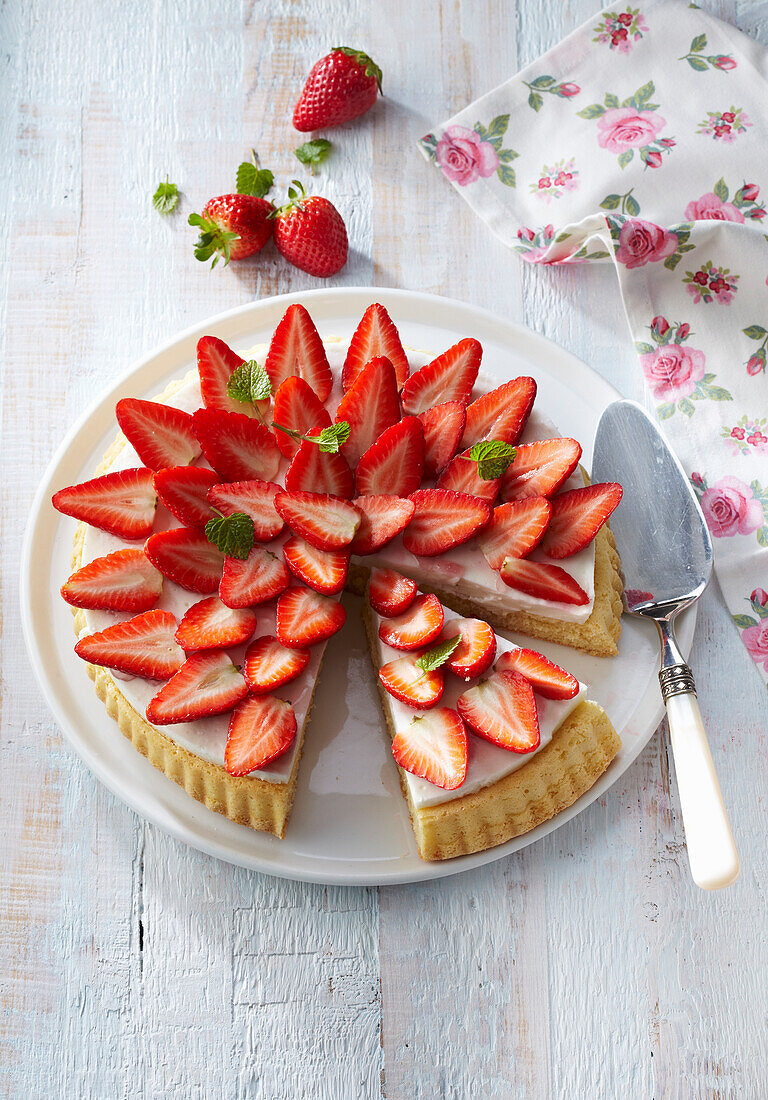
227 360 272 405
295 139 333 174
305 421 350 453
236 153 274 198
205 511 254 560
416 635 461 673
153 178 179 214
467 439 516 480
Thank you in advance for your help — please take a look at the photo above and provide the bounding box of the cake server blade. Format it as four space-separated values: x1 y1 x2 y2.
592 399 739 890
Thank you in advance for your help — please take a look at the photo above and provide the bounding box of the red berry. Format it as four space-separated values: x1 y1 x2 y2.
189 194 273 266
293 47 382 132
272 182 348 278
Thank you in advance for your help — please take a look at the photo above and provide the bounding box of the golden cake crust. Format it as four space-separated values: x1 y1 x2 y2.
362 600 621 860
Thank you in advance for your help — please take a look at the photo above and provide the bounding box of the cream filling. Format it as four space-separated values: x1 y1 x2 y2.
80 336 595 782
371 606 586 809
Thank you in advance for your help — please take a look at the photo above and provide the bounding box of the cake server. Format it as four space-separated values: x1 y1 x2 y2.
592 399 739 890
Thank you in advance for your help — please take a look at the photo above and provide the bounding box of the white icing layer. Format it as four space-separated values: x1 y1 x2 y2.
371 606 586 809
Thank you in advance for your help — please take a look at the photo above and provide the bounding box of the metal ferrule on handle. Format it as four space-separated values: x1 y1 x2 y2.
659 662 696 700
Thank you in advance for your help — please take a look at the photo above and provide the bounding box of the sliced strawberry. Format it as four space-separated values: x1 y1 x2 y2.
52 468 156 540
146 651 248 725
457 669 540 753
378 593 444 651
274 491 360 551
335 356 400 468
349 495 415 555
499 557 589 605
354 416 424 497
342 303 409 391
479 498 552 570
219 547 290 608
192 408 281 483
444 618 496 681
225 694 298 775
116 398 200 471
284 433 354 499
145 528 225 593
379 655 444 709
75 609 184 680
500 437 582 502
264 303 332 402
540 482 623 559
369 567 417 617
400 338 481 415
197 335 270 420
61 549 163 612
272 375 331 459
207 480 284 541
174 596 257 651
419 401 466 478
243 635 311 693
154 466 218 528
461 377 537 449
391 708 467 790
403 489 490 557
436 448 501 504
276 587 346 647
283 534 349 595
496 648 579 700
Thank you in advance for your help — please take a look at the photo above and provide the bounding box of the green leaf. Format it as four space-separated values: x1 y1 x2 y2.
416 634 461 673
618 149 634 170
554 231 572 243
703 384 733 401
497 148 518 163
604 93 620 109
473 122 489 142
758 527 768 549
635 342 655 355
713 177 729 202
332 46 383 91
679 398 696 417
620 96 639 110
294 138 333 174
467 439 516 480
152 178 179 215
486 114 510 138
687 55 709 71
663 253 683 271
227 360 272 405
657 402 676 420
496 163 516 188
690 33 707 52
743 325 767 339
528 91 543 112
530 75 556 88
634 81 655 106
576 103 606 119
600 194 622 211
188 212 239 268
205 511 254 560
236 159 274 198
626 194 641 216
703 373 715 383
304 421 351 453
733 614 758 630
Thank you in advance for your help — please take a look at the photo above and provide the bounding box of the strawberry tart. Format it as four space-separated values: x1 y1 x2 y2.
52 301 623 857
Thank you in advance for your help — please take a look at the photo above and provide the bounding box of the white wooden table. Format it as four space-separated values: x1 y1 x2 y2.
3 1 768 1096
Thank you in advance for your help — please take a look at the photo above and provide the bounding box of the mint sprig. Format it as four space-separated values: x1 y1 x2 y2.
416 635 461 673
273 419 350 454
205 511 254 560
464 439 516 480
227 361 272 405
153 177 179 215
236 150 274 199
294 139 333 175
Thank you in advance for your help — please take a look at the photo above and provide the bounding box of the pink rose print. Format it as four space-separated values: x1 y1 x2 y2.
684 191 745 223
523 76 581 112
743 620 768 672
597 107 666 153
743 325 768 376
701 476 765 538
436 126 499 186
639 343 706 402
752 589 768 608
615 219 677 269
680 34 738 72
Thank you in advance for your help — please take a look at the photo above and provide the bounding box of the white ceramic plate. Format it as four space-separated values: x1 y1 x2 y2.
21 287 694 886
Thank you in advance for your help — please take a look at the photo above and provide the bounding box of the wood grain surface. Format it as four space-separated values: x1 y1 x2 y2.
3 1 768 1097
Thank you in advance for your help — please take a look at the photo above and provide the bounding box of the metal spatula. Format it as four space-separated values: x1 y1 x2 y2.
592 399 740 890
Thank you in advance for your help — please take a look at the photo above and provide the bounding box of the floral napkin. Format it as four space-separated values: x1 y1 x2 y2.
419 0 768 687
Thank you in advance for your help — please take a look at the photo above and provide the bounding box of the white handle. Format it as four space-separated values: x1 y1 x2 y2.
665 691 740 890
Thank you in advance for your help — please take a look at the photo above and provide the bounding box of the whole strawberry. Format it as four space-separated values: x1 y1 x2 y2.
189 194 273 267
293 47 382 131
271 181 348 277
